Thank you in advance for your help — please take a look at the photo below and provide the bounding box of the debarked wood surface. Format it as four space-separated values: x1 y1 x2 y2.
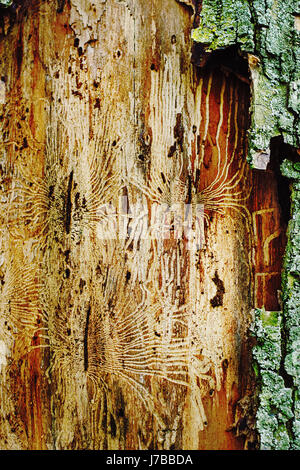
0 0 286 450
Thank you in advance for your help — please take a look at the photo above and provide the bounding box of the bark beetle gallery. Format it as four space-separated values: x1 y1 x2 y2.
0 0 297 451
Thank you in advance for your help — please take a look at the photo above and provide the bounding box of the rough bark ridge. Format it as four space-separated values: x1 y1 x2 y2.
0 0 296 450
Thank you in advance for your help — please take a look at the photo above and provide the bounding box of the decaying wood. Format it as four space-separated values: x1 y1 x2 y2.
0 0 286 450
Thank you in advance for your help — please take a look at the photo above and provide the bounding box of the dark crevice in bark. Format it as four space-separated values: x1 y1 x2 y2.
192 44 251 86
84 304 91 372
65 170 73 234
210 271 225 308
57 0 65 14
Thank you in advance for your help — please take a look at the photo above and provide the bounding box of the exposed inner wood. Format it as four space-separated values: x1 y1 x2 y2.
0 0 287 450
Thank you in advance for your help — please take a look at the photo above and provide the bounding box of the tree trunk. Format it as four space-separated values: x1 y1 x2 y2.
0 0 295 450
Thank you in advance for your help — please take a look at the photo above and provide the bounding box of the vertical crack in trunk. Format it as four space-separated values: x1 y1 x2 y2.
84 304 91 372
65 170 73 234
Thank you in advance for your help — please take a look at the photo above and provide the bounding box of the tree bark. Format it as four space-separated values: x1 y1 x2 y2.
0 0 289 450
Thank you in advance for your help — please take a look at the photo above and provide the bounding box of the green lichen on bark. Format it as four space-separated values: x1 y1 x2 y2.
191 0 300 164
281 159 300 449
0 0 12 7
251 309 294 449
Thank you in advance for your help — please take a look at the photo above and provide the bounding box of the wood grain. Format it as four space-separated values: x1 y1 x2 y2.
0 0 286 450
